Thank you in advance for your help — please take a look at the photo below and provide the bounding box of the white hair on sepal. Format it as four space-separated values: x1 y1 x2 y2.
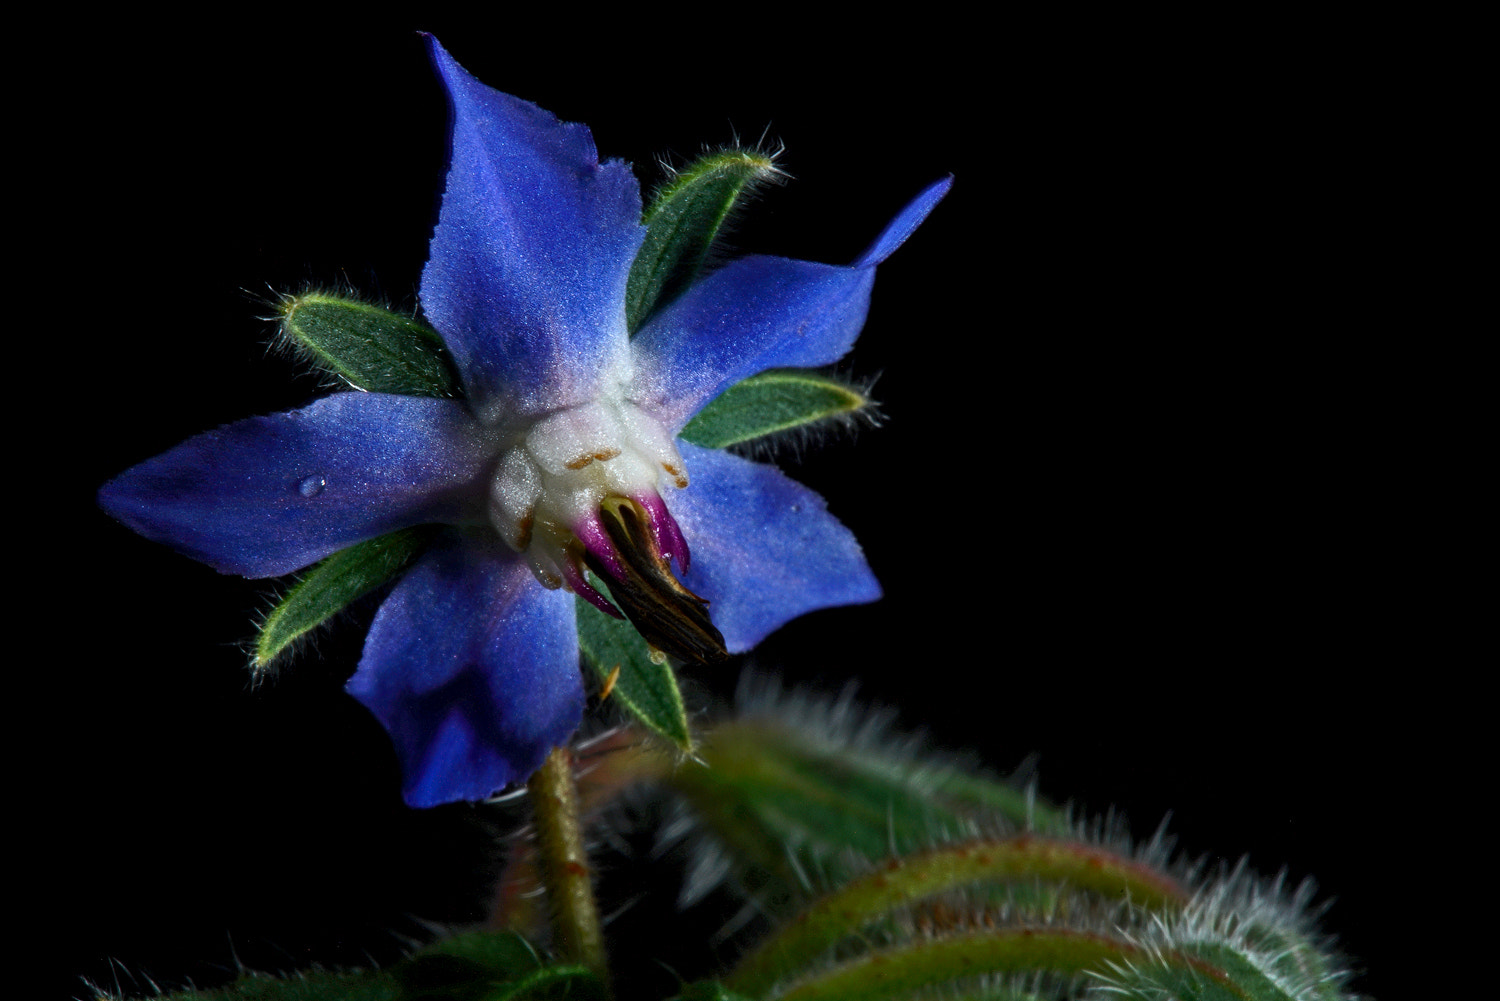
260 282 442 396
725 368 884 466
245 576 307 682
243 558 402 682
649 133 790 194
643 138 790 280
258 282 352 385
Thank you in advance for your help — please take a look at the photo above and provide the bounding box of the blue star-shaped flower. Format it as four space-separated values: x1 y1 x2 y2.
100 38 949 807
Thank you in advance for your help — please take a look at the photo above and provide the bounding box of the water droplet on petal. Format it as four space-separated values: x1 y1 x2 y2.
298 475 326 498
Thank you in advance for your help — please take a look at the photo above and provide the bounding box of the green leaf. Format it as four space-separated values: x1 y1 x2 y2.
670 983 759 1001
1092 939 1303 1001
665 716 1066 908
1239 924 1351 1001
728 837 1189 996
678 370 873 449
279 292 459 397
255 527 435 669
942 987 1059 1001
149 969 401 1001
575 576 693 751
401 929 544 980
765 928 1155 1001
151 932 605 1001
394 930 604 1001
1178 943 1310 1001
477 965 606 1001
626 148 783 331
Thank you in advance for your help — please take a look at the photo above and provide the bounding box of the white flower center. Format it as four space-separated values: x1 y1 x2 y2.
488 395 687 589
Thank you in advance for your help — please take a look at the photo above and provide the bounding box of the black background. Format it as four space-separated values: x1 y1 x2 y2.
51 13 1399 1000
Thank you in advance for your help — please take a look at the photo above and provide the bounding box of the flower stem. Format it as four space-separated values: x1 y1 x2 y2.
527 746 609 988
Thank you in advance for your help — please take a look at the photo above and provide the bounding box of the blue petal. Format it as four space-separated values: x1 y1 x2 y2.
98 394 492 577
852 175 953 268
667 443 880 652
630 177 951 433
420 37 645 419
346 531 583 807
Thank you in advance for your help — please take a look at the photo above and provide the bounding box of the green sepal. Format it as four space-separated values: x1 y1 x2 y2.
279 292 459 397
575 575 693 751
255 527 436 669
678 369 873 449
626 148 782 332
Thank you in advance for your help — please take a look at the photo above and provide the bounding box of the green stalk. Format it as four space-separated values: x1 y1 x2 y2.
527 747 609 990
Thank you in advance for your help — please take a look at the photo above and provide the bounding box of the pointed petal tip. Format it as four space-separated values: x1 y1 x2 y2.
418 33 643 416
423 35 490 103
96 395 492 578
420 32 455 71
853 174 954 268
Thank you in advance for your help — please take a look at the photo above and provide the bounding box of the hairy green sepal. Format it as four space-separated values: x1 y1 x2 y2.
575 576 692 751
258 294 458 666
678 369 873 449
280 292 459 396
255 527 435 669
627 149 781 332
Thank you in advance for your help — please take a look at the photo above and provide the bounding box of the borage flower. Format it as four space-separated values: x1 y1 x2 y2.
100 38 949 807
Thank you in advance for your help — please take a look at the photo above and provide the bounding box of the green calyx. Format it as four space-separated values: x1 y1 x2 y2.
575 575 693 752
255 294 458 664
278 292 459 397
255 527 435 670
628 150 878 454
679 369 875 450
627 148 783 333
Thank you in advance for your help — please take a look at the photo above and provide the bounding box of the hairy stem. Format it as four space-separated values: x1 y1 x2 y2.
528 746 609 989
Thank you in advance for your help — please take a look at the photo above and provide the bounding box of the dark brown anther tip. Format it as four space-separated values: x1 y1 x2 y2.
584 498 729 665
